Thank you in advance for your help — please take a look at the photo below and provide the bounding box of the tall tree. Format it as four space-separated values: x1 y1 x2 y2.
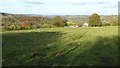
51 16 65 27
89 13 102 27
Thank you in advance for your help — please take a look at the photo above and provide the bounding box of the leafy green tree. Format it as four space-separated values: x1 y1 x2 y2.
89 13 102 27
51 16 65 27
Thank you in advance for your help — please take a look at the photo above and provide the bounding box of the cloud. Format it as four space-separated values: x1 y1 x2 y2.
95 2 107 4
102 5 117 8
70 2 108 6
24 5 33 7
71 2 87 5
24 2 44 4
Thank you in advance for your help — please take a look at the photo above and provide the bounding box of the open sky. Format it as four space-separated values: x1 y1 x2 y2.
0 0 119 15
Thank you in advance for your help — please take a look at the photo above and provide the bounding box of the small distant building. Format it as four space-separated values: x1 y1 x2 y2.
82 23 88 27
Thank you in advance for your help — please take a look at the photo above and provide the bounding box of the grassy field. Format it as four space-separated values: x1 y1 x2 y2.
2 26 119 66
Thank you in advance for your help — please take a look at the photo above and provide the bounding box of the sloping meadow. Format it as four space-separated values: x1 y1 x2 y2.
2 26 119 66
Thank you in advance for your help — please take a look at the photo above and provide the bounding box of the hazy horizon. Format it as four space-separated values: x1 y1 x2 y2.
0 12 118 16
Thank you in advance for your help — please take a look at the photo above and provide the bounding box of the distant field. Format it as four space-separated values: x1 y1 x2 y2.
2 26 119 66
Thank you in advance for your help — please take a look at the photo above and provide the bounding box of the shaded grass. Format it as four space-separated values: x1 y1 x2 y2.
67 36 118 66
2 26 119 66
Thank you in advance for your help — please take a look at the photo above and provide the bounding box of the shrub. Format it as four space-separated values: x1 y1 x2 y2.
2 26 5 31
16 26 21 30
67 22 76 25
36 24 42 28
102 23 110 26
8 25 14 30
30 25 37 29
41 24 51 28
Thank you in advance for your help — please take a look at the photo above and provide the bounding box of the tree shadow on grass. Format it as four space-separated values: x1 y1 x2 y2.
70 35 119 66
2 31 119 66
2 31 64 66
42 35 119 66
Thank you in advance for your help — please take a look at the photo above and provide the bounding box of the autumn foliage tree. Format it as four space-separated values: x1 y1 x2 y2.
20 20 30 29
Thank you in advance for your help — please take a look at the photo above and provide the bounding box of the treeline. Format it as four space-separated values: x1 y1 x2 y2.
1 13 68 30
2 16 51 30
1 13 118 31
62 14 118 27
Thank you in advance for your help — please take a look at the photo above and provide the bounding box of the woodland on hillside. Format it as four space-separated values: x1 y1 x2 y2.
1 13 118 30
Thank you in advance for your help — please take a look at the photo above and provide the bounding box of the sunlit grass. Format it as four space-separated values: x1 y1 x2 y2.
2 26 118 66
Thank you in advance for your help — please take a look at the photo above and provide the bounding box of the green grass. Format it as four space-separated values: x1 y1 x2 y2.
2 26 119 66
